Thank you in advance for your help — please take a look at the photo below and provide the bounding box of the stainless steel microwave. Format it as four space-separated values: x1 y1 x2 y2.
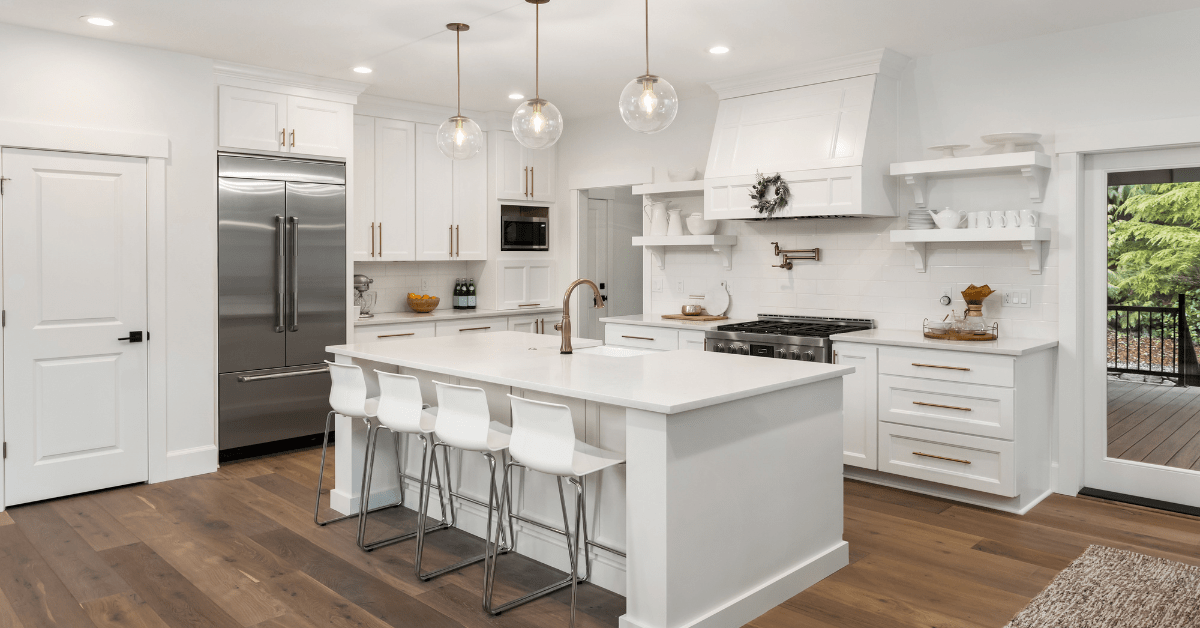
501 205 549 251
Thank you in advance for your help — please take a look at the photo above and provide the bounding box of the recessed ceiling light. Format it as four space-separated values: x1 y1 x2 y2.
81 16 115 27
353 67 373 74
508 93 524 100
709 46 729 54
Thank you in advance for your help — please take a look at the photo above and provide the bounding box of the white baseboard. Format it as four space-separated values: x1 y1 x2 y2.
843 466 1050 514
618 542 849 628
160 445 218 482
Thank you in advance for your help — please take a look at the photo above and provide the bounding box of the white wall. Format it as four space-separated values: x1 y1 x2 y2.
0 24 218 475
553 8 1200 341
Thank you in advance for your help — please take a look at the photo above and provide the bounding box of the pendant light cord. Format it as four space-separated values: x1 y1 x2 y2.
456 29 461 116
645 0 649 76
535 4 540 99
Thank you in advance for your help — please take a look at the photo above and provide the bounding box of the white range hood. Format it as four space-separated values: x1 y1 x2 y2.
703 49 909 219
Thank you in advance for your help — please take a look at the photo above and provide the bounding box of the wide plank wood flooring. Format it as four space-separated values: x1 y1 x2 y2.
0 446 1198 628
1108 378 1200 469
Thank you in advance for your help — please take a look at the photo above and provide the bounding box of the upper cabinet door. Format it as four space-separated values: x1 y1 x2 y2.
287 96 352 157
352 115 376 260
495 131 529 201
496 259 557 310
414 123 454 260
219 86 289 152
375 118 416 261
528 144 555 202
453 132 489 260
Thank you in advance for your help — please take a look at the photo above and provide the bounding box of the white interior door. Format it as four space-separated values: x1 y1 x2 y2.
2 148 148 506
1083 145 1200 508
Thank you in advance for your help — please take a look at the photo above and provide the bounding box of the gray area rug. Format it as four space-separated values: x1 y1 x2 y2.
1007 545 1200 627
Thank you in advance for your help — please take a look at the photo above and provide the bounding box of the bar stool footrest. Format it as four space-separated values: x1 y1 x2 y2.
488 574 585 615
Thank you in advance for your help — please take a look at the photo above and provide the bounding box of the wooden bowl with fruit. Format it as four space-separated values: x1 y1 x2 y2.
407 293 440 313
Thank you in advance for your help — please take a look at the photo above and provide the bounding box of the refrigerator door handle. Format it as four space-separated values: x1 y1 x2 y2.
236 365 329 383
275 215 285 332
289 216 300 332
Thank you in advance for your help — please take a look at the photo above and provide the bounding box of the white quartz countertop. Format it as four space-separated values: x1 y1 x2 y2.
599 313 752 331
356 307 562 327
328 331 853 414
831 329 1059 356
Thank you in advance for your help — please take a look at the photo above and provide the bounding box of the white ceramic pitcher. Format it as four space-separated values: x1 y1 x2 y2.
644 200 669 236
666 208 684 236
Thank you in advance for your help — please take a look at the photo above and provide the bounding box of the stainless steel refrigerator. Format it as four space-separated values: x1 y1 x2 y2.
218 154 346 457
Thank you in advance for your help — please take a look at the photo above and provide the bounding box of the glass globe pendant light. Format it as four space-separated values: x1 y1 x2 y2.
618 0 678 134
436 23 483 160
511 0 563 149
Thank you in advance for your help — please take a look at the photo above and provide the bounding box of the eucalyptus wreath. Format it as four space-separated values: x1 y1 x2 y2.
749 171 790 217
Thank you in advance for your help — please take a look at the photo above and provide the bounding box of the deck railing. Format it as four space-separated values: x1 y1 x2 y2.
1107 295 1200 385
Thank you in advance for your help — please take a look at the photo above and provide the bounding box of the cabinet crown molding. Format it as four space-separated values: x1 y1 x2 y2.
707 48 910 100
214 61 369 101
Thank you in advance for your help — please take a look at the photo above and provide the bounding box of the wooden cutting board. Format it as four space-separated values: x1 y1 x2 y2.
661 314 728 321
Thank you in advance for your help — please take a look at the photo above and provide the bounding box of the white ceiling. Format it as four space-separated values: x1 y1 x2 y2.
3 0 1199 118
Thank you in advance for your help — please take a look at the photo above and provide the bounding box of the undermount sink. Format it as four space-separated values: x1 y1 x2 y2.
574 345 655 357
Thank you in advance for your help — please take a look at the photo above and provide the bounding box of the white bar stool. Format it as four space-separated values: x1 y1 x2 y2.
484 394 626 627
357 371 454 551
414 380 514 581
315 361 402 526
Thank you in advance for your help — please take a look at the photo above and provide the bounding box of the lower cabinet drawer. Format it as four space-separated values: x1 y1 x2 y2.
354 322 436 343
604 324 678 351
878 422 1016 497
878 347 1015 388
678 330 706 351
879 374 1014 439
435 317 509 336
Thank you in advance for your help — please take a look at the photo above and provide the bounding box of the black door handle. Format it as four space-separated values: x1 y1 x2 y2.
118 331 145 343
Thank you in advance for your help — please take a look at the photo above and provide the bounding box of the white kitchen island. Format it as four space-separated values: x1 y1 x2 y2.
327 331 853 628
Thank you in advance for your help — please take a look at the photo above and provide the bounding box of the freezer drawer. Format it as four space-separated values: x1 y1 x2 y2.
219 365 331 450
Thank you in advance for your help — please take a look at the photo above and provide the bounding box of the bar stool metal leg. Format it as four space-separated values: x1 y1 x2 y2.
314 412 406 527
358 430 452 551
415 446 510 581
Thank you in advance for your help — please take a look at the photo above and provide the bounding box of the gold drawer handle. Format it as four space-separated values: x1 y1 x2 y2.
913 401 972 412
621 335 655 341
378 332 415 338
912 363 971 371
518 303 541 308
459 326 491 332
913 452 972 465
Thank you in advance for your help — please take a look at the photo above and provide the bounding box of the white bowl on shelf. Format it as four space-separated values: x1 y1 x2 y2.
686 213 718 235
667 167 697 182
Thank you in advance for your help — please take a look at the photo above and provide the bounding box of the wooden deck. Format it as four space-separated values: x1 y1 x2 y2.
1108 378 1200 470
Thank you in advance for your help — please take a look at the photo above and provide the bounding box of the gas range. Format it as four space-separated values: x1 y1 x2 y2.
704 315 875 362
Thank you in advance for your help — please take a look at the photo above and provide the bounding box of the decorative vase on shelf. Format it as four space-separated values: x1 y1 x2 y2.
644 200 669 236
666 208 684 236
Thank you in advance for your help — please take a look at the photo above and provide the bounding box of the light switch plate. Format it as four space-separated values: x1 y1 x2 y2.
652 278 663 293
420 278 430 293
1002 289 1031 308
674 280 685 294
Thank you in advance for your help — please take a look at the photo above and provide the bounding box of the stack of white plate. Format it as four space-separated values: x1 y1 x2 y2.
907 211 936 230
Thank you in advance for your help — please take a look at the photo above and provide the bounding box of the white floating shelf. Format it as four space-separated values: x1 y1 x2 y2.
890 227 1052 274
631 180 705 197
632 235 737 270
891 151 1052 207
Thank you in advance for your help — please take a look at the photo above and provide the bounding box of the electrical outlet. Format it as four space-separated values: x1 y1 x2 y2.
942 285 953 298
1003 289 1031 308
652 278 663 293
420 278 430 293
674 280 685 294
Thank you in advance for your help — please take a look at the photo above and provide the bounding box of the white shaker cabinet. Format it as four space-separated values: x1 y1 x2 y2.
354 115 416 261
507 313 558 335
494 131 555 202
218 86 352 158
415 123 488 261
832 341 878 470
496 259 556 310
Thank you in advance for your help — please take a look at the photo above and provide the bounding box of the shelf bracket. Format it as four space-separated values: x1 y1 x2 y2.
1021 240 1045 274
712 243 733 270
1022 165 1050 203
904 242 928 273
902 174 929 208
647 246 666 270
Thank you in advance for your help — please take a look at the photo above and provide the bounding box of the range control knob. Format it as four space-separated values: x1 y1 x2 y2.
741 345 750 355
714 343 724 352
801 352 815 362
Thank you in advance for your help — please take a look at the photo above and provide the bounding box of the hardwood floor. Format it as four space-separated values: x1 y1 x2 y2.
1107 378 1200 469
1 446 1198 628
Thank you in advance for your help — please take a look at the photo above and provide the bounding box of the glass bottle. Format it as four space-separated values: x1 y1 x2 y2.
468 278 477 309
453 279 462 309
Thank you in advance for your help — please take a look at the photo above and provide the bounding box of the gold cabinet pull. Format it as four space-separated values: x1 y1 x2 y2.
523 166 529 197
912 363 971 371
371 222 375 257
281 128 286 146
517 303 541 308
290 129 296 147
459 326 491 332
449 225 453 256
913 401 972 412
913 452 972 465
621 335 655 341
379 332 415 338
530 166 534 197
455 225 460 257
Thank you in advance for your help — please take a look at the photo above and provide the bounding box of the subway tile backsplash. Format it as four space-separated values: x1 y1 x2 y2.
354 261 485 313
651 214 1059 340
